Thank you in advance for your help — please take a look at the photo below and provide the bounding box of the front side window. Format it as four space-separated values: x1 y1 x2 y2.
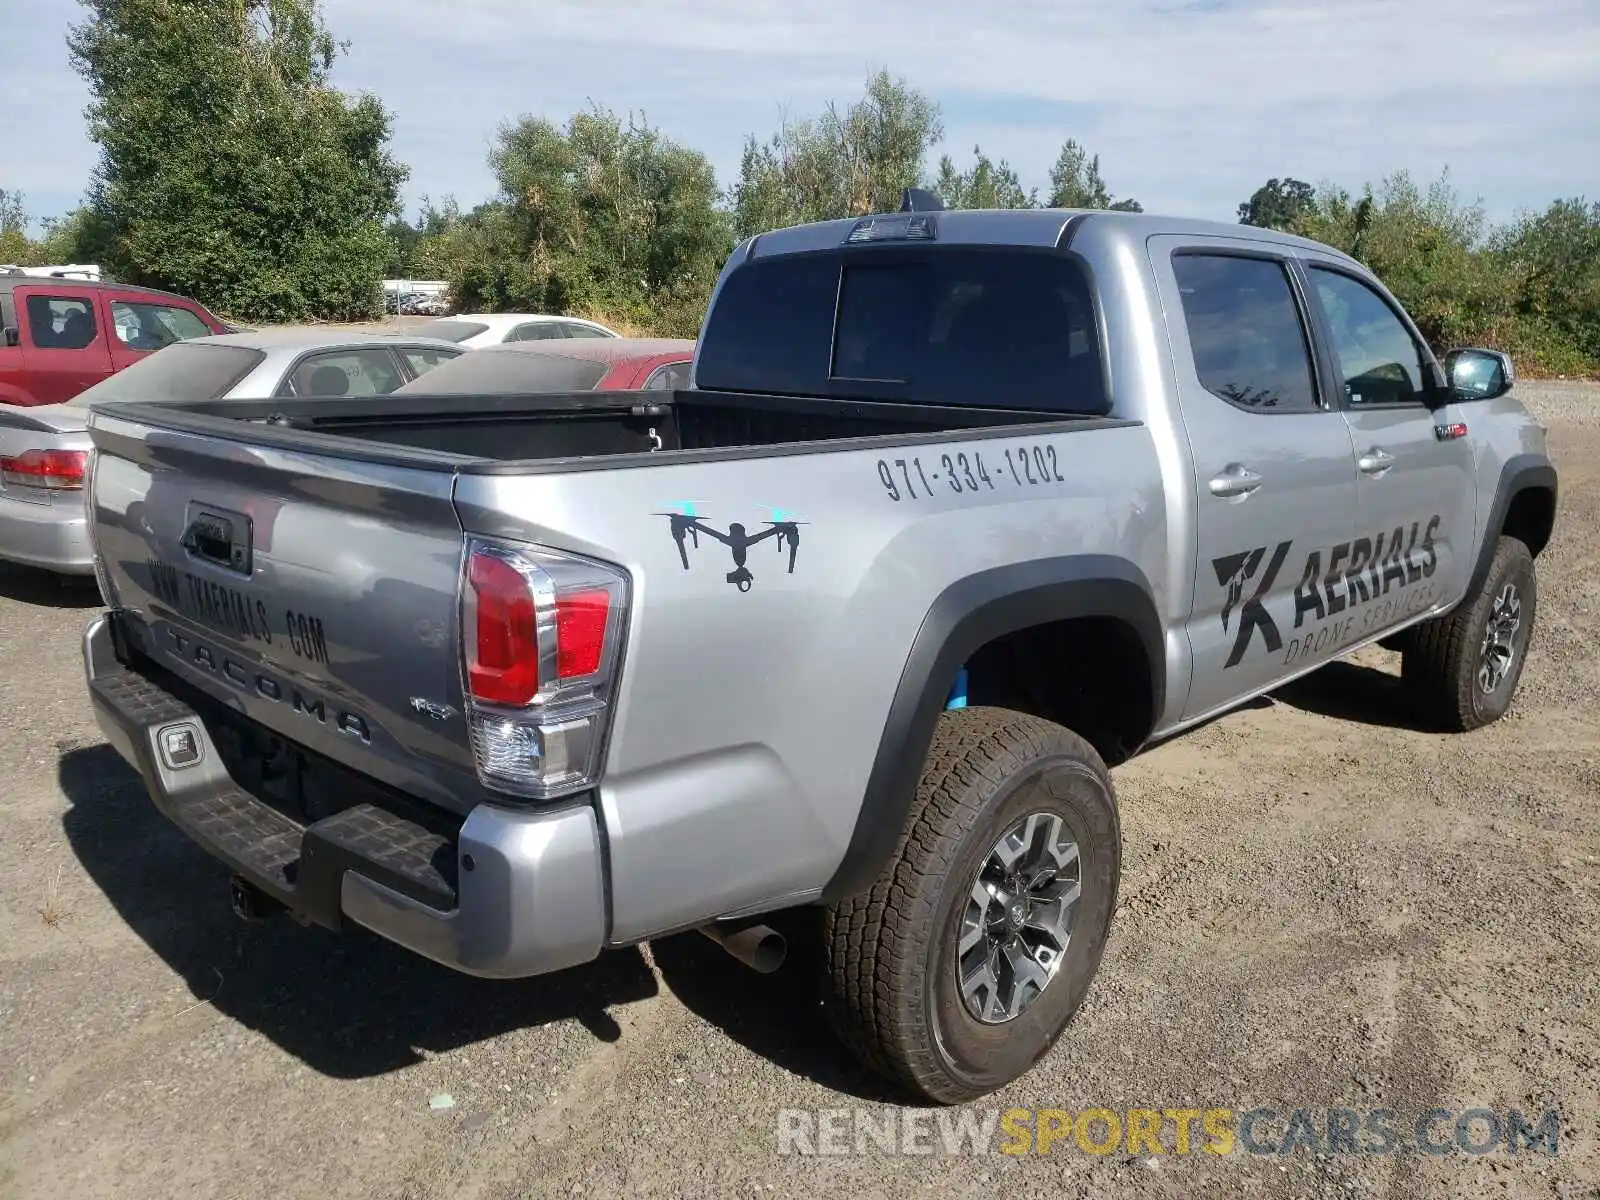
562 322 614 339
1170 253 1320 413
1309 267 1429 407
25 294 98 350
280 348 405 398
109 300 211 351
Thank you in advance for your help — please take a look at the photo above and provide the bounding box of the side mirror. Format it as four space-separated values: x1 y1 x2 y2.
2 327 17 348
1444 347 1514 402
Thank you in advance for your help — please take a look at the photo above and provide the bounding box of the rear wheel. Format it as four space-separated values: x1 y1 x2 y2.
822 707 1120 1104
1402 535 1537 731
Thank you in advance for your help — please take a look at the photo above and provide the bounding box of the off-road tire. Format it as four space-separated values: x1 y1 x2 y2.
1402 535 1537 732
822 706 1120 1104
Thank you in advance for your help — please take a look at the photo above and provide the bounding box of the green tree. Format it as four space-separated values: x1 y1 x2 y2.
1237 177 1316 230
1495 197 1600 369
453 105 732 336
0 189 30 263
933 145 1037 210
1047 139 1142 211
730 69 944 236
67 0 407 322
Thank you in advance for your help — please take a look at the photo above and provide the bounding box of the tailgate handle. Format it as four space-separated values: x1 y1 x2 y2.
180 508 253 574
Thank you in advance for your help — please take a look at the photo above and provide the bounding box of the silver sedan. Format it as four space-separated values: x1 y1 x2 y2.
0 329 465 576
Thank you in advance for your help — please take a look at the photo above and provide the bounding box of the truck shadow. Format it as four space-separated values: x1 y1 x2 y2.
0 562 103 609
57 743 660 1079
1270 660 1435 731
650 911 919 1105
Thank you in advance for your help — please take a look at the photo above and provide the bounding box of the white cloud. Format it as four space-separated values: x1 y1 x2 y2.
3 0 1596 227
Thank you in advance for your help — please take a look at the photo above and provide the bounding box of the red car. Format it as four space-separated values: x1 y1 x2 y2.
391 337 696 396
0 274 228 406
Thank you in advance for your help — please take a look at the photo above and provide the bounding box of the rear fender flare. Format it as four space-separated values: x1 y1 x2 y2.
820 555 1164 902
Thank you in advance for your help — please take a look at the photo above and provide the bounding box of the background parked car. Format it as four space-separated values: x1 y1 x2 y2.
391 336 694 395
0 328 464 576
0 274 228 406
409 313 621 348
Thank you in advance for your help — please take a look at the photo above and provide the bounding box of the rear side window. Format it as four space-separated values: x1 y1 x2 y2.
25 294 98 350
561 322 614 339
695 247 1108 413
509 323 563 342
1170 253 1320 413
109 300 212 350
65 343 266 406
643 361 691 391
394 348 609 394
398 346 460 378
280 348 406 398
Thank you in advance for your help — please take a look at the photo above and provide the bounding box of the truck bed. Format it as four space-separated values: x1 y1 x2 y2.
101 387 1121 469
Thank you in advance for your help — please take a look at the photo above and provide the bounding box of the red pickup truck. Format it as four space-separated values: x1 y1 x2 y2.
0 274 228 406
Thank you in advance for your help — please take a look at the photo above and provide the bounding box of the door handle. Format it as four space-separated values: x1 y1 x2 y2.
1208 463 1263 499
1358 447 1395 475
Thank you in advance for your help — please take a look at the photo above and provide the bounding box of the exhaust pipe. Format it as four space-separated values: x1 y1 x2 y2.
698 919 787 974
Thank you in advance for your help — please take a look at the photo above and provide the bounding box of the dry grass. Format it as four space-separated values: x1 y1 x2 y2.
37 861 72 930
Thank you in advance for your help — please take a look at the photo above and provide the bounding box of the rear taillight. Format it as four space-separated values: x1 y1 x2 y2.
460 538 628 800
0 448 88 490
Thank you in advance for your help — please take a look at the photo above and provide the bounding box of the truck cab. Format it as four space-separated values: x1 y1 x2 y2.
0 276 226 407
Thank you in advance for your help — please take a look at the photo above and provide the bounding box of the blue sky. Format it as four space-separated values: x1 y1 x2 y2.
3 0 1596 235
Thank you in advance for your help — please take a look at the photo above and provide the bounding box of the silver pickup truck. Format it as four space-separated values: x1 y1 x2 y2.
77 202 1557 1104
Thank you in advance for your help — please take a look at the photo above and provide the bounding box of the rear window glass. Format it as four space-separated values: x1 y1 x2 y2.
695 247 1108 413
66 343 266 406
394 348 609 394
411 319 490 343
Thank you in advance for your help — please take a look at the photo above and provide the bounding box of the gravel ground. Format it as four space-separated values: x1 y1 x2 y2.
0 382 1596 1200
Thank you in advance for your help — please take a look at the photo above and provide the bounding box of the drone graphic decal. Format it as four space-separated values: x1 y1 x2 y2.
654 501 807 592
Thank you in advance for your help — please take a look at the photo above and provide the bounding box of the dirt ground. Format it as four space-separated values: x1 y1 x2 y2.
0 383 1595 1200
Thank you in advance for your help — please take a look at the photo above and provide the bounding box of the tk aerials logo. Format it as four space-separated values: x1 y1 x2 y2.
1211 517 1442 669
1211 542 1292 668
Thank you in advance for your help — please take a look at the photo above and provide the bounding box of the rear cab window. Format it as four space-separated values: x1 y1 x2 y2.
694 245 1109 414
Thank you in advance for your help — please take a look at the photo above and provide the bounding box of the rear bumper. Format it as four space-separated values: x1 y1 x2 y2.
0 492 93 574
82 613 607 979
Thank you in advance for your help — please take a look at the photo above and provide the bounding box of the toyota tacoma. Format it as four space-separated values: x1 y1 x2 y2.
76 199 1557 1103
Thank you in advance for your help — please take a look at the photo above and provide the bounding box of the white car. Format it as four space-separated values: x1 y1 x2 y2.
410 313 620 349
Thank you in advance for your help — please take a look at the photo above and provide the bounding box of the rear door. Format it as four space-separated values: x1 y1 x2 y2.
1298 259 1478 619
1148 236 1361 719
15 285 113 404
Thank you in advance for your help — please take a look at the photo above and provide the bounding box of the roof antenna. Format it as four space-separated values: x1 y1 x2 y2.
899 187 945 213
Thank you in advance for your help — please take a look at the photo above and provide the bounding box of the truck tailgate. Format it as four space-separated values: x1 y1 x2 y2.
86 409 484 816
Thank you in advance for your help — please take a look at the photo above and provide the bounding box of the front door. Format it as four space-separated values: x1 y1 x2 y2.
1301 260 1479 624
1148 237 1361 721
15 286 113 404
